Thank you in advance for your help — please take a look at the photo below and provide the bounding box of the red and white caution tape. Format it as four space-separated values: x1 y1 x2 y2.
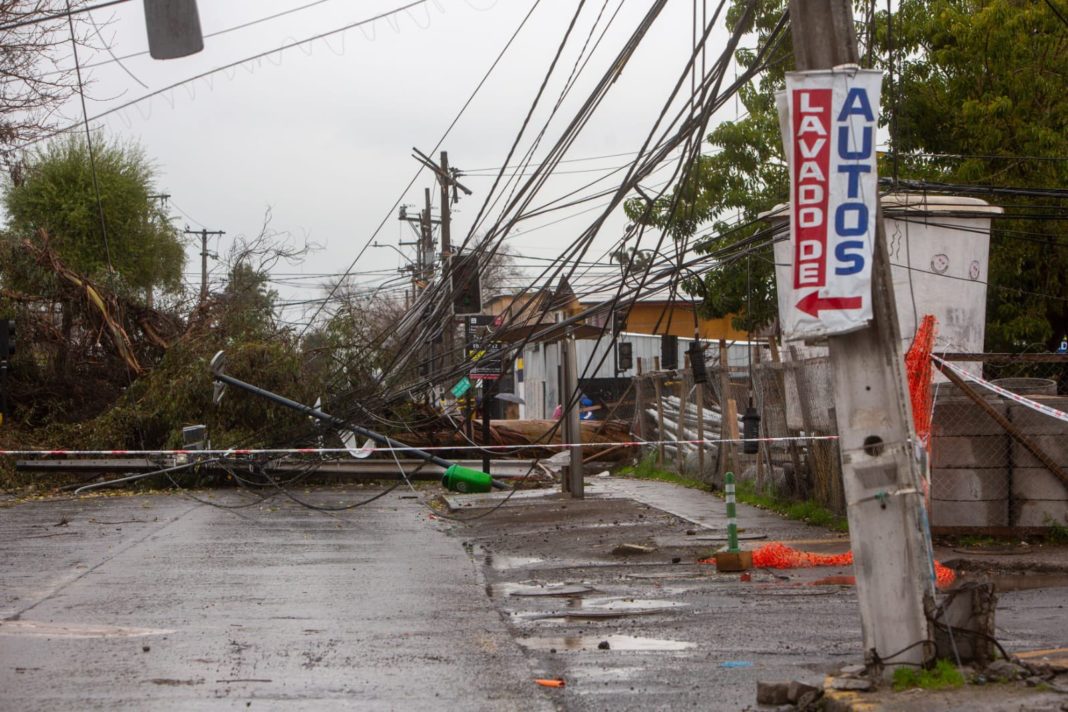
0 435 839 458
932 355 1068 424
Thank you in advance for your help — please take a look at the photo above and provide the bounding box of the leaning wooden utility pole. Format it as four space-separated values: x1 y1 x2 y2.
438 151 455 370
185 227 225 304
788 0 935 673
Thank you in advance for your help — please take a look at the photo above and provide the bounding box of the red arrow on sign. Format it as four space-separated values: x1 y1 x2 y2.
796 292 863 317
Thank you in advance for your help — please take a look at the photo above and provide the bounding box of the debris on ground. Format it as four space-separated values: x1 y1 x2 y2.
611 542 657 556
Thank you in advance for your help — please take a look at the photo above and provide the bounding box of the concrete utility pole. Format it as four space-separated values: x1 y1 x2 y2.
560 332 584 498
185 228 225 304
787 0 936 673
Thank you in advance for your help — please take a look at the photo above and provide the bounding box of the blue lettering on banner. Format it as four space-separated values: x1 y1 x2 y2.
830 87 875 278
837 163 870 195
835 203 868 236
837 87 875 121
838 126 873 160
835 241 866 275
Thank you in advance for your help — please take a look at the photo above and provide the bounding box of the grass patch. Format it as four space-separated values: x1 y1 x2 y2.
955 534 1007 548
616 455 713 492
616 456 848 532
1045 516 1068 544
735 479 848 532
892 659 965 692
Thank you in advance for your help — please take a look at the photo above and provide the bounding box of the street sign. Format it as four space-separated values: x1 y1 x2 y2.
450 377 472 398
775 68 882 340
470 360 502 381
465 315 495 327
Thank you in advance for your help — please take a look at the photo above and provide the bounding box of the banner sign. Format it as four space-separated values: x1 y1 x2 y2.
776 68 882 340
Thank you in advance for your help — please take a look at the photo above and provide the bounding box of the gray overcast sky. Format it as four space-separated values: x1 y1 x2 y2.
50 0 740 320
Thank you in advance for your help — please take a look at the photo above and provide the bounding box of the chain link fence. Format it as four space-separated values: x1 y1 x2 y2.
629 351 1068 530
930 360 1068 531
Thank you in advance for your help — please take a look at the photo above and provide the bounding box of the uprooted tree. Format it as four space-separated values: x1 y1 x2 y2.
0 131 329 452
1 134 186 422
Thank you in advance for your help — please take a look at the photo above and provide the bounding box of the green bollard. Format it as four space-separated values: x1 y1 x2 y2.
441 464 493 493
725 471 739 553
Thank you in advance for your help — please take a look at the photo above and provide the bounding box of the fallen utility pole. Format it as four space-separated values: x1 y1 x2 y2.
209 352 508 493
789 0 935 673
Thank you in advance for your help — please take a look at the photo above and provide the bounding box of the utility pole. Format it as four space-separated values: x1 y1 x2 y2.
561 331 584 498
185 227 225 304
788 0 935 673
439 151 455 370
412 149 472 372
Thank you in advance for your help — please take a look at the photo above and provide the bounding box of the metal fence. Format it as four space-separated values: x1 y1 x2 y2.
630 350 1068 529
929 361 1068 532
631 346 846 513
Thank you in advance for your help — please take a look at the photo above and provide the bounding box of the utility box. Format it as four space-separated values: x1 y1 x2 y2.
182 424 208 451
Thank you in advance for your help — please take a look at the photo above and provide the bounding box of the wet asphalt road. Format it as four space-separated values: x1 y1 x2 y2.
0 488 550 711
3 479 1067 711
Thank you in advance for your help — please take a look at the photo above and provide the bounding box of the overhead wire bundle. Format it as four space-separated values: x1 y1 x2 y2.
73 1 793 511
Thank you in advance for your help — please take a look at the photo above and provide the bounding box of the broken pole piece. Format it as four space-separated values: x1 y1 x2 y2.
208 351 508 492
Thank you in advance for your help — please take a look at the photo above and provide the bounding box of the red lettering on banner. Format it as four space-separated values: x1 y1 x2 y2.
792 89 831 289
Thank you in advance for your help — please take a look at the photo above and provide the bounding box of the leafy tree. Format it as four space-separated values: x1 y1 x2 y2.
624 0 790 333
2 133 184 298
890 0 1068 349
628 0 1068 349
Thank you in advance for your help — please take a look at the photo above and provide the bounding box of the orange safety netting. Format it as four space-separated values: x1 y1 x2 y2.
700 542 956 588
905 314 937 449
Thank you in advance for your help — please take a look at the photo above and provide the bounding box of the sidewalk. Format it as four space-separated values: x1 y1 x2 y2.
445 475 1068 711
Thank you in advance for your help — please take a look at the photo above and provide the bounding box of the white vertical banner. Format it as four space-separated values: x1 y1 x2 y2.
775 67 883 340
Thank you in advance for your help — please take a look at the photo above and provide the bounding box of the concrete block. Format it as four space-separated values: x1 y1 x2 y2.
1008 398 1068 434
1012 436 1068 468
788 680 820 703
933 583 997 665
1012 468 1068 500
756 681 790 705
931 468 1009 501
932 436 1009 469
930 498 1008 528
714 550 752 571
1014 500 1068 528
933 401 1009 436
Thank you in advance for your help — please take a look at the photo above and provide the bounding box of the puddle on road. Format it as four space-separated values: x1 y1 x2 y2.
0 620 174 638
515 597 686 622
624 570 710 581
517 634 696 652
495 582 595 598
564 596 684 611
483 551 546 571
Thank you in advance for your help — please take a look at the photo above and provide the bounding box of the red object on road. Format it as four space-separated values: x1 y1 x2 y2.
535 678 566 688
700 542 956 588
